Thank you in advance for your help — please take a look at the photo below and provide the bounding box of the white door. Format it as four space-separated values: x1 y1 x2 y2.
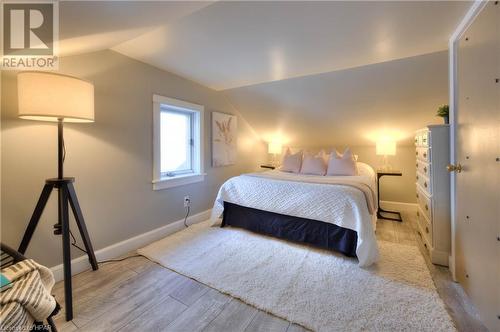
454 2 499 331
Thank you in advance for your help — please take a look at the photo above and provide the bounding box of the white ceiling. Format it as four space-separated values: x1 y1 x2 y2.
59 1 212 56
111 1 469 90
57 1 468 147
223 51 449 146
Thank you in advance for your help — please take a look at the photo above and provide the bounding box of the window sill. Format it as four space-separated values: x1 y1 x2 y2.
152 173 206 190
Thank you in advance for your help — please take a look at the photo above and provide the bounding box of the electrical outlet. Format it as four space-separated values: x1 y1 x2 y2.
184 195 191 207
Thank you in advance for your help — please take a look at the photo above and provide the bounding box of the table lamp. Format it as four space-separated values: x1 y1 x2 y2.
17 71 99 321
376 139 396 171
268 141 282 167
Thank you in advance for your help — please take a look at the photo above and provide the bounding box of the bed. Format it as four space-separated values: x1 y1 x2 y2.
210 162 379 266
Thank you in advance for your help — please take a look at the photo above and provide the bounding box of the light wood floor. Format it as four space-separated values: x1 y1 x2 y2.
53 213 487 332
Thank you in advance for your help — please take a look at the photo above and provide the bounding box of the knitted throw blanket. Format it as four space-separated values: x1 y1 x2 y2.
0 259 56 330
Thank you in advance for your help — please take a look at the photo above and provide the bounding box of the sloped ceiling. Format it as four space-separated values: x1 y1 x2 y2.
59 1 213 56
223 51 449 147
57 1 469 147
113 1 469 90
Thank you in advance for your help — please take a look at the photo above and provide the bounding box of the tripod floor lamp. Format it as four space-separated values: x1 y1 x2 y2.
17 72 99 321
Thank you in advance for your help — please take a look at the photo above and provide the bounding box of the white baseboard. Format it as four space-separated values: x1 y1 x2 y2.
51 202 416 281
379 200 418 213
50 209 211 282
431 248 450 267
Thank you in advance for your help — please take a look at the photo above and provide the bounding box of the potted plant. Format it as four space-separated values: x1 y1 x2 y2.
436 104 449 124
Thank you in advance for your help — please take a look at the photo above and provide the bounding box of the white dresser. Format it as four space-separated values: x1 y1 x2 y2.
414 125 451 266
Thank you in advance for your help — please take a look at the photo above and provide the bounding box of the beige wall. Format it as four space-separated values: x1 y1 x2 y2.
1 50 266 267
353 146 416 203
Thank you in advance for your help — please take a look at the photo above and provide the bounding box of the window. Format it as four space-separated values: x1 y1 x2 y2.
160 109 194 176
153 95 204 190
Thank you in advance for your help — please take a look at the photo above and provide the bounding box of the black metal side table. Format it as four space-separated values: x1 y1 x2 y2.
376 170 403 222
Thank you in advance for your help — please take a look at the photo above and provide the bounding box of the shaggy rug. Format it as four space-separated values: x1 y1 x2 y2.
138 221 455 332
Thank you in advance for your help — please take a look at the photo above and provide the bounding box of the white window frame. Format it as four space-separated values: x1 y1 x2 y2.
152 94 205 190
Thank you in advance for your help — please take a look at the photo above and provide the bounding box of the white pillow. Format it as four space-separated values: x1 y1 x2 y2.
280 148 303 173
300 151 327 175
326 148 358 176
329 149 358 161
318 149 330 163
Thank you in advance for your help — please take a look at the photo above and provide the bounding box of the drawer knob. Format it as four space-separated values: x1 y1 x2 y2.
425 226 429 233
425 204 429 211
416 163 418 167
447 163 463 173
416 193 419 198
424 182 428 188
424 166 427 172
417 211 420 217
416 151 418 156
423 153 427 158
416 175 419 180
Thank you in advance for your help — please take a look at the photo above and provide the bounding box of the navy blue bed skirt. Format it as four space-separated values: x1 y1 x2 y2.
221 202 358 258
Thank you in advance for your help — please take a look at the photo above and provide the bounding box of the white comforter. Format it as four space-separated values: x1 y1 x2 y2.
211 170 379 267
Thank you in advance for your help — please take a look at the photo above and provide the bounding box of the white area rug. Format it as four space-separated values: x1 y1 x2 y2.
138 222 455 332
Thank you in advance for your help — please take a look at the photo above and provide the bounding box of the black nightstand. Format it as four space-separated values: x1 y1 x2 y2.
377 170 403 222
260 165 276 170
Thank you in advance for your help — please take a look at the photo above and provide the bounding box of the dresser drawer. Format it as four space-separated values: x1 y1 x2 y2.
416 207 432 243
416 185 432 221
415 131 430 147
416 224 431 255
415 134 422 146
420 131 430 147
416 160 431 178
416 147 431 162
416 172 432 195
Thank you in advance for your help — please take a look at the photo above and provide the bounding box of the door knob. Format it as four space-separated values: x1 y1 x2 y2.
447 163 462 173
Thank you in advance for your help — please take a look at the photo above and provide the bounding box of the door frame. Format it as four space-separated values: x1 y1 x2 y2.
447 0 487 281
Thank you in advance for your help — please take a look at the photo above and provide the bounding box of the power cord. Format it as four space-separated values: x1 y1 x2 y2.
65 133 187 262
68 228 140 265
61 137 140 265
62 136 66 163
99 206 190 261
68 205 190 264
69 229 86 254
98 255 141 264
183 205 191 227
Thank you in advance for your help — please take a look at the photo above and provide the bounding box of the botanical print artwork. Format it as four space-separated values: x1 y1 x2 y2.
212 112 237 167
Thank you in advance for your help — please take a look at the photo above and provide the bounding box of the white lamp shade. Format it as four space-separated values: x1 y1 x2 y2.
376 140 396 156
268 141 282 154
18 72 94 123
